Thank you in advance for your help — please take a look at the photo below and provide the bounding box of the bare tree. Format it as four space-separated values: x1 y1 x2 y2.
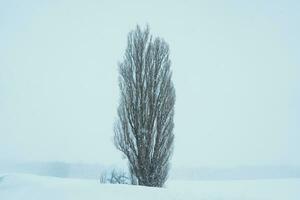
100 169 130 184
114 25 175 187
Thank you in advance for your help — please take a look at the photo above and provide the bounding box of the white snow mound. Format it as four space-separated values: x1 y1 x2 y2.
0 173 299 200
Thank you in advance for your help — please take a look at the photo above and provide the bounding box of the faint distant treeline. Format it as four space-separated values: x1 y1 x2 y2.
0 161 106 179
1 162 300 180
169 166 300 180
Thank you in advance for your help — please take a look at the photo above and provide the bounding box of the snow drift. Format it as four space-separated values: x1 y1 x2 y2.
0 173 299 200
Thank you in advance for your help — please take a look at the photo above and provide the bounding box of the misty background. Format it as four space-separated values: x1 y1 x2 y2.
1 0 299 179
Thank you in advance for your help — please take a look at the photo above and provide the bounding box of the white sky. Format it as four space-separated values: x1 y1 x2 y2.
0 0 299 168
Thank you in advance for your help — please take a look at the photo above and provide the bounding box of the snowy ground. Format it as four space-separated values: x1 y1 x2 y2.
0 173 299 200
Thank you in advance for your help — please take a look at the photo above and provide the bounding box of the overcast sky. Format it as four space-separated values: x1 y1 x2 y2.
0 0 299 168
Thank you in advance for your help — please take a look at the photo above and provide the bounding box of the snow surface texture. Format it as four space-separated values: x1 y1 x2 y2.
0 173 299 200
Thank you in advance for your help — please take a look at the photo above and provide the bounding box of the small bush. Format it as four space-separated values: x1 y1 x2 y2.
100 169 130 184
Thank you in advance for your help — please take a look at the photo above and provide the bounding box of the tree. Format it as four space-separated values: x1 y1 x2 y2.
100 168 130 184
114 25 175 187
